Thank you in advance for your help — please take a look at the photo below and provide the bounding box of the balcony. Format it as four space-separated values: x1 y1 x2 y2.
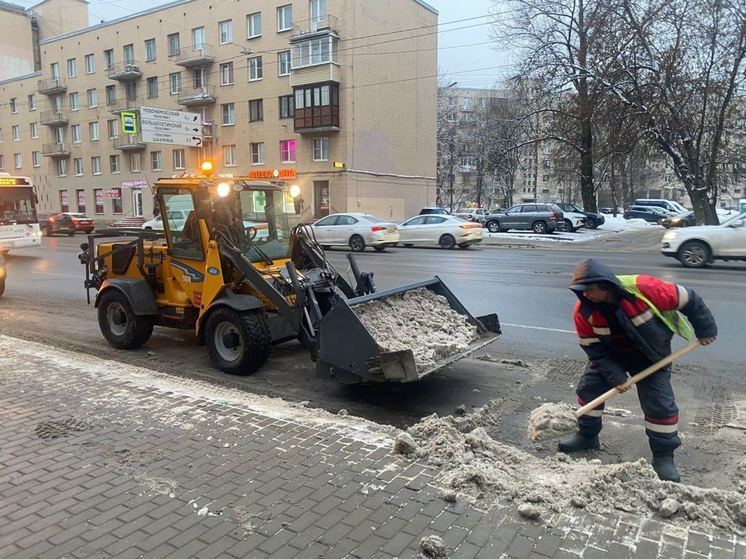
291 15 338 39
108 62 143 81
108 98 140 114
40 110 69 127
174 44 215 68
42 143 71 158
112 134 146 151
38 78 67 95
177 85 216 106
294 106 339 134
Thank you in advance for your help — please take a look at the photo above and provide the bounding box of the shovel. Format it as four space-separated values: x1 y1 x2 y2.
528 341 700 442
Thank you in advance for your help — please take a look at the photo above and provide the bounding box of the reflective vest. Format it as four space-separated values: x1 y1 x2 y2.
618 275 694 341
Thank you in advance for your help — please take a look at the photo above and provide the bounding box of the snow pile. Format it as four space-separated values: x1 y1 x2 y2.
599 215 659 232
403 402 746 533
527 402 578 442
354 287 478 373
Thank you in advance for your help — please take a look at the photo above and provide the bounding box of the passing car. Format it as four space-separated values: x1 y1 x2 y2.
634 198 688 214
555 202 605 229
418 207 450 216
311 213 399 252
38 212 75 236
661 211 696 229
661 212 746 267
484 203 564 234
454 208 489 224
398 214 483 249
64 212 95 233
623 205 673 223
142 210 190 231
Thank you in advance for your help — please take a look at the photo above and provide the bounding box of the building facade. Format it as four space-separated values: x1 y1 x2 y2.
0 0 438 224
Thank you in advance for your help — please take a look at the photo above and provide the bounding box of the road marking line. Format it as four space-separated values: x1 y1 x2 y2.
502 322 575 334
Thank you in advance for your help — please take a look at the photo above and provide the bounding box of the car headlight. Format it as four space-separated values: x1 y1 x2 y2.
662 231 678 241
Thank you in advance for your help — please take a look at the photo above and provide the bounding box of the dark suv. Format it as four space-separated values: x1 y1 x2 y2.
38 212 75 236
555 203 605 229
484 203 564 234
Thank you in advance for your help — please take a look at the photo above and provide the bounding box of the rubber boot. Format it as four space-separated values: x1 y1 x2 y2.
557 432 600 453
652 455 680 483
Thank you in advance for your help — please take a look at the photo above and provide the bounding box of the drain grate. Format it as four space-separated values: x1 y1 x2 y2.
35 417 91 440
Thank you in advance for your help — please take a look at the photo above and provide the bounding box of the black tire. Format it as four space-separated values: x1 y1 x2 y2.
205 308 270 375
144 226 153 231
678 240 711 268
403 243 414 248
97 290 154 349
586 217 598 229
457 243 471 249
0 278 5 297
563 219 575 233
373 246 387 252
532 221 548 234
349 235 366 252
439 234 456 249
486 220 501 233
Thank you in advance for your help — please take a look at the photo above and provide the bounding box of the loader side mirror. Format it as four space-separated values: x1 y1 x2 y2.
80 243 89 251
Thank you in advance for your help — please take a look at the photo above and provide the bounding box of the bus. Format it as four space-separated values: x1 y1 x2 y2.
0 175 42 253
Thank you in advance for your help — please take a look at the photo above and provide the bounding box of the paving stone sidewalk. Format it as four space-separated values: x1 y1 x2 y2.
0 335 743 559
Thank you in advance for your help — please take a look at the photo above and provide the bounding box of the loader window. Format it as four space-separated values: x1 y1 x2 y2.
162 189 203 260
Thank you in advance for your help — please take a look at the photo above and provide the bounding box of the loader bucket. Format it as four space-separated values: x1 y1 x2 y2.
316 277 501 383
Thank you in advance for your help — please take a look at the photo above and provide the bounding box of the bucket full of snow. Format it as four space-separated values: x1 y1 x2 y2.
315 278 501 383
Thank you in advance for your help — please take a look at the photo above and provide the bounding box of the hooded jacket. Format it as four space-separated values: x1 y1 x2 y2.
571 259 717 386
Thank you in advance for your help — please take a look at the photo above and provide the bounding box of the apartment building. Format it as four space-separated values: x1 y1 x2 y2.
0 0 438 224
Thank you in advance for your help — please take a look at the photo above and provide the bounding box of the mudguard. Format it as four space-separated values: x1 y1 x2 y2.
95 279 159 316
196 289 265 341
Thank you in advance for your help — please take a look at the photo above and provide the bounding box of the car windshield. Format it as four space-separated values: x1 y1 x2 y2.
569 204 583 212
0 187 37 225
721 212 746 227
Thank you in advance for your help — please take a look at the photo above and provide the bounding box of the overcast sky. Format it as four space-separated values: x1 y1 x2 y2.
20 0 510 89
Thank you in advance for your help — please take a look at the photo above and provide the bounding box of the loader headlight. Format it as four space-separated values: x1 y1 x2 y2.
216 182 231 198
289 184 301 198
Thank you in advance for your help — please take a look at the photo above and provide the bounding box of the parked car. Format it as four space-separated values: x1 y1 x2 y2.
555 203 606 229
142 210 189 231
484 203 564 234
661 212 746 267
558 210 587 232
453 208 489 224
310 213 399 252
63 212 96 233
418 207 450 216
623 205 673 223
661 211 696 229
634 198 688 214
38 212 75 236
398 214 483 249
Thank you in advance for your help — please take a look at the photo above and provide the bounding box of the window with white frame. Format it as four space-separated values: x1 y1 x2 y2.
55 126 65 144
87 88 98 107
9 98 17 113
247 12 262 38
31 151 39 167
167 33 180 56
110 154 120 173
280 139 296 163
220 62 234 85
151 151 162 170
312 137 329 161
169 72 181 95
57 159 67 176
277 5 292 32
14 153 22 169
130 153 141 172
0 154 4 169
278 51 291 76
145 39 156 61
292 36 337 68
30 122 38 138
74 158 84 176
123 44 135 65
147 77 159 98
248 56 263 81
69 92 79 111
89 121 100 141
221 103 235 125
67 58 77 78
250 142 264 165
27 94 36 111
71 124 81 143
107 119 118 139
12 125 20 142
193 68 205 89
51 62 60 80
85 53 95 74
103 50 114 70
91 156 101 174
192 27 205 50
173 149 185 169
105 85 116 105
224 145 236 167
219 20 232 44
52 94 63 111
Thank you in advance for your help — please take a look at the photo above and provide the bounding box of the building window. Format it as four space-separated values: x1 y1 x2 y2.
293 83 339 130
0 154 4 169
248 56 263 81
169 72 182 95
67 58 77 78
224 145 236 167
278 95 295 119
313 137 329 161
85 53 95 74
76 189 86 212
74 158 84 176
51 62 60 80
221 103 235 125
151 151 162 171
278 51 291 76
220 62 234 85
87 88 98 107
147 76 159 98
51 94 63 111
277 5 292 32
292 36 337 68
193 68 205 89
130 153 141 172
9 98 17 113
57 159 67 177
31 151 40 168
247 12 262 38
72 124 81 143
105 85 116 105
123 82 136 102
69 92 79 111
60 191 69 212
0 128 3 142
28 94 36 111
280 139 296 163
219 20 232 44
173 149 186 170
103 49 114 70
192 26 205 50
12 125 20 142
123 44 135 65
14 153 22 169
89 121 100 141
167 33 180 56
250 142 264 165
110 154 120 174
30 122 39 138
112 188 123 214
91 156 101 175
55 127 65 144
249 99 263 122
94 189 104 214
145 38 156 61
107 119 119 139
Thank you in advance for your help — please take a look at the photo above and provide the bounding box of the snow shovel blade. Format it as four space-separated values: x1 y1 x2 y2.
315 277 501 384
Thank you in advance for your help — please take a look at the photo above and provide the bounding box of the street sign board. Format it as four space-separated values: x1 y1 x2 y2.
140 106 203 147
121 111 138 134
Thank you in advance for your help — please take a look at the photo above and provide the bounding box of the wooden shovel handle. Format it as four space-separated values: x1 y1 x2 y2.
575 341 701 419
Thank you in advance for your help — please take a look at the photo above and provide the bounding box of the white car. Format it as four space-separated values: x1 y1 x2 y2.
661 212 746 267
398 214 483 249
454 208 489 224
559 211 587 232
311 213 399 252
142 210 189 231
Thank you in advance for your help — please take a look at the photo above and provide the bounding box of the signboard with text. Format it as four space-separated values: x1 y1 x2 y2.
140 106 203 147
247 168 297 180
122 179 148 189
121 111 138 134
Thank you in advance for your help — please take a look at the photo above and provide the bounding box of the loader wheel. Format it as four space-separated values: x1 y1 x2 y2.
98 290 154 349
349 235 366 252
439 234 456 249
206 308 270 375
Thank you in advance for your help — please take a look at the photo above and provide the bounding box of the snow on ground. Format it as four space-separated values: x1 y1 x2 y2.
484 216 659 244
598 214 661 232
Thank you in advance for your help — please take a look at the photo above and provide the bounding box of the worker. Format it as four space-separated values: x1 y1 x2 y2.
560 258 717 482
